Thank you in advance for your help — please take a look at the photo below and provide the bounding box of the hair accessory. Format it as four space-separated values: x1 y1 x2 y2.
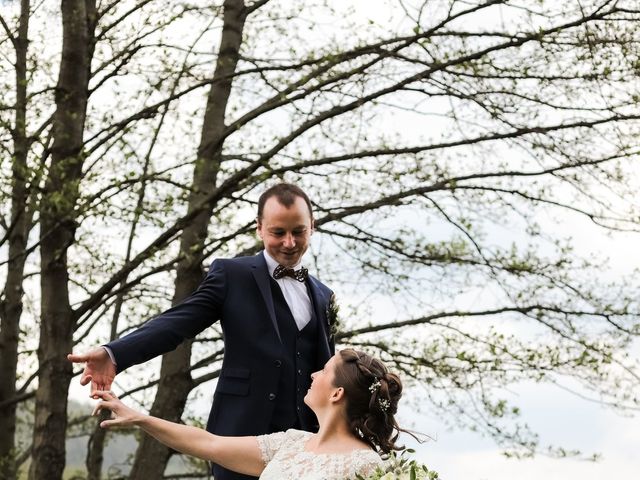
378 398 390 412
369 378 382 393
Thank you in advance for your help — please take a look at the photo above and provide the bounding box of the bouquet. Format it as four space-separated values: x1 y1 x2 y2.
355 449 439 480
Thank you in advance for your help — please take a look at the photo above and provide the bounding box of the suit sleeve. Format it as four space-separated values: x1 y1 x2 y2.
107 259 227 373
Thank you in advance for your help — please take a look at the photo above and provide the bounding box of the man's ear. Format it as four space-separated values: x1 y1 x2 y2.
256 218 263 239
310 218 316 235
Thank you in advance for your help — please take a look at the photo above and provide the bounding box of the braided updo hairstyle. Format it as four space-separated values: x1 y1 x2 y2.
333 349 404 454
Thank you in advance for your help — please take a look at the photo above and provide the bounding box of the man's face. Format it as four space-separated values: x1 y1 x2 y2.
257 196 314 267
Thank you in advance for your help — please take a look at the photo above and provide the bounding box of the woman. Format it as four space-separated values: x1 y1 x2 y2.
93 349 406 479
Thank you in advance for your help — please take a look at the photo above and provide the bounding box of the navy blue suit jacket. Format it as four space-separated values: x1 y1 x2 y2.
108 253 335 437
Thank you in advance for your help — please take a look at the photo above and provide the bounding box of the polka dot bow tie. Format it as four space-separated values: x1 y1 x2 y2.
273 264 308 282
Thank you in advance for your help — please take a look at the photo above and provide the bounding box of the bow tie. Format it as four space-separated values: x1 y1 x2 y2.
273 264 308 282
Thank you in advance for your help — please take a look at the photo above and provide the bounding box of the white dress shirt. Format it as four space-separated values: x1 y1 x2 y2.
262 250 313 331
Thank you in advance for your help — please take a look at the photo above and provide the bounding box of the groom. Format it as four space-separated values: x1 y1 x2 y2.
69 183 335 480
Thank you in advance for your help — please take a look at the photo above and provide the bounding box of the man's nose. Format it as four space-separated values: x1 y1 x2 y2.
283 232 295 248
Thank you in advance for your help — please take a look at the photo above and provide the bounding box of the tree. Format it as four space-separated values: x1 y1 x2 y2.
29 1 97 477
1 0 639 478
0 1 33 479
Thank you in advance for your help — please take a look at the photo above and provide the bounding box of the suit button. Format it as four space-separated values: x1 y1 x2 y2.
297 369 302 375
275 360 282 367
296 351 301 357
268 393 276 401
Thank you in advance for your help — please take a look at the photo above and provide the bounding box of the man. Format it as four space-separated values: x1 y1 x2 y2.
68 183 335 480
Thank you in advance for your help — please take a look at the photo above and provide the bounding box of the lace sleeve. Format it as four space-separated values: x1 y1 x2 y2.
255 430 288 464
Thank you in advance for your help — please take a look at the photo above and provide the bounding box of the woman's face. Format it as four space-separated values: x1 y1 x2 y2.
304 353 340 410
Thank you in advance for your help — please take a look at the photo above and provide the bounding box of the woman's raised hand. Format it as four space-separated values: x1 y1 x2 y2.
92 390 144 428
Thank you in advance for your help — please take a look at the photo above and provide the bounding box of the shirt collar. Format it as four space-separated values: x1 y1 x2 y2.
262 250 303 278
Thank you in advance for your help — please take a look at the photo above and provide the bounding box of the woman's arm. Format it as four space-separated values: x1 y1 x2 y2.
93 391 265 477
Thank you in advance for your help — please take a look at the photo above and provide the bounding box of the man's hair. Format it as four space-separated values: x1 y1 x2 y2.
257 183 314 221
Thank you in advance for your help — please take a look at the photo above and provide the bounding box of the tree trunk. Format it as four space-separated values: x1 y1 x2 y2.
29 1 96 479
85 414 107 480
0 2 32 479
128 0 248 477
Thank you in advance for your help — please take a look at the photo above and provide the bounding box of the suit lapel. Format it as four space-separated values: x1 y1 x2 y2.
250 254 282 343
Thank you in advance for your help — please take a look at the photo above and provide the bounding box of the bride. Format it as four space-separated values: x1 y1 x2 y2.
92 349 407 479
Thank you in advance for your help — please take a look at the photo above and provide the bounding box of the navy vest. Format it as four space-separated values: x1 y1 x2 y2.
268 277 318 430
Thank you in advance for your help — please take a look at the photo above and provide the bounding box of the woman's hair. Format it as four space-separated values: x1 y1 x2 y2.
333 348 405 454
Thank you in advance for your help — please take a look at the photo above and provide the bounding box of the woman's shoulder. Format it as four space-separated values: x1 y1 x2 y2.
256 429 310 464
283 428 314 441
257 428 311 449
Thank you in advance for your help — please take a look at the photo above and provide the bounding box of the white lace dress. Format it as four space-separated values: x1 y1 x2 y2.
256 429 382 480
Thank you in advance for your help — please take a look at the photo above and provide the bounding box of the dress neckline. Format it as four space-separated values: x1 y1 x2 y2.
301 432 377 457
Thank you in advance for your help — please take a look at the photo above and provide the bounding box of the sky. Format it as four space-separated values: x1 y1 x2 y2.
397 375 640 479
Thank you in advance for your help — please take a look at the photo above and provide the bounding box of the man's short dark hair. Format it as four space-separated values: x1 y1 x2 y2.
257 183 314 221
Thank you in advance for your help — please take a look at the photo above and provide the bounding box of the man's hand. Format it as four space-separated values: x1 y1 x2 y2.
67 347 116 397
